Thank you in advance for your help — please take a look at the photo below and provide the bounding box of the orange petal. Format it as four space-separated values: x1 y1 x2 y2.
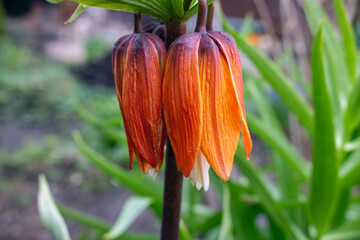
198 35 241 181
163 33 203 177
209 32 252 159
112 35 135 166
122 35 165 168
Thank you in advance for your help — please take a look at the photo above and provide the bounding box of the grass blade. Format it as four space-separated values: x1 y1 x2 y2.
38 175 71 240
333 0 357 83
104 197 153 239
309 24 338 235
247 113 309 180
218 10 313 134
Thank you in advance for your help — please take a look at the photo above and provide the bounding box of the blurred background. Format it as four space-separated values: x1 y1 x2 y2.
0 0 359 239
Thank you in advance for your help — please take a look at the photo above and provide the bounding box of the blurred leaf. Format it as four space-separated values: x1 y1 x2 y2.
38 175 71 240
218 9 313 134
46 0 65 3
344 137 360 152
183 0 216 21
303 0 349 152
218 184 232 240
72 131 163 202
57 203 110 232
179 219 193 240
104 197 153 239
334 0 357 83
169 0 184 18
340 150 360 188
228 182 263 240
65 4 87 24
62 0 172 22
322 216 360 240
309 24 338 235
247 113 309 180
235 147 308 240
345 76 360 131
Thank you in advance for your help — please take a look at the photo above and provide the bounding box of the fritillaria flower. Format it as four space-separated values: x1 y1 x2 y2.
112 15 167 178
162 28 252 190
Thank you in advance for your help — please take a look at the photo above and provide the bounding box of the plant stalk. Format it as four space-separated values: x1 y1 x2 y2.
134 13 143 33
161 20 186 240
195 0 207 33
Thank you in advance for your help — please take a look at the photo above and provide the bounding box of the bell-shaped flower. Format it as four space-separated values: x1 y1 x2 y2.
162 31 252 190
112 32 166 177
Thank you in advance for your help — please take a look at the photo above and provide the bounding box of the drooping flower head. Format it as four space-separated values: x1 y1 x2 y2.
112 14 166 178
162 2 252 190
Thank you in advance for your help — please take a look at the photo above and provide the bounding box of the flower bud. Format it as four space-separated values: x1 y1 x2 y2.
113 33 166 175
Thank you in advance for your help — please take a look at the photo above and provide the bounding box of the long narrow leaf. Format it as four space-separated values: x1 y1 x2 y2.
235 147 308 240
309 24 338 235
72 131 163 201
104 197 153 239
334 0 357 83
63 0 172 22
57 203 110 232
218 10 313 134
247 113 309 180
340 150 360 188
38 175 71 240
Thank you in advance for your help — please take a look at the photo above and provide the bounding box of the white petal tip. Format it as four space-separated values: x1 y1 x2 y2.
148 168 158 180
188 152 210 191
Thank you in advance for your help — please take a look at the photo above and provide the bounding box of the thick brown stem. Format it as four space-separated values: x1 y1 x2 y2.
161 21 186 240
195 0 207 32
133 13 143 33
206 2 215 31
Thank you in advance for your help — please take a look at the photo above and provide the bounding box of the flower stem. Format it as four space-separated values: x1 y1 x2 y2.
133 13 143 33
195 0 207 33
161 138 183 240
206 2 214 31
161 20 186 240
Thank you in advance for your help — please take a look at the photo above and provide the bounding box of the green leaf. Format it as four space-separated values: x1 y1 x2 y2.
65 4 87 24
309 23 338 235
235 147 308 240
104 197 153 239
334 0 357 83
179 219 193 240
72 131 163 202
247 113 309 180
345 76 360 131
37 175 71 240
63 0 172 22
218 184 232 240
169 0 184 18
344 137 360 152
183 0 216 21
46 0 65 3
228 182 263 240
322 216 360 240
218 9 313 134
340 150 360 188
57 203 111 232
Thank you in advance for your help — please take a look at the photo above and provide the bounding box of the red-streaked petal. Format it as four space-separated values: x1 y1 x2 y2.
112 35 135 166
198 35 241 181
163 33 203 177
208 31 252 159
122 35 165 167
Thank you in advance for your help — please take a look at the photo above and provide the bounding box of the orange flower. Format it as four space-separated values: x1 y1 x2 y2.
162 31 252 190
112 33 166 177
